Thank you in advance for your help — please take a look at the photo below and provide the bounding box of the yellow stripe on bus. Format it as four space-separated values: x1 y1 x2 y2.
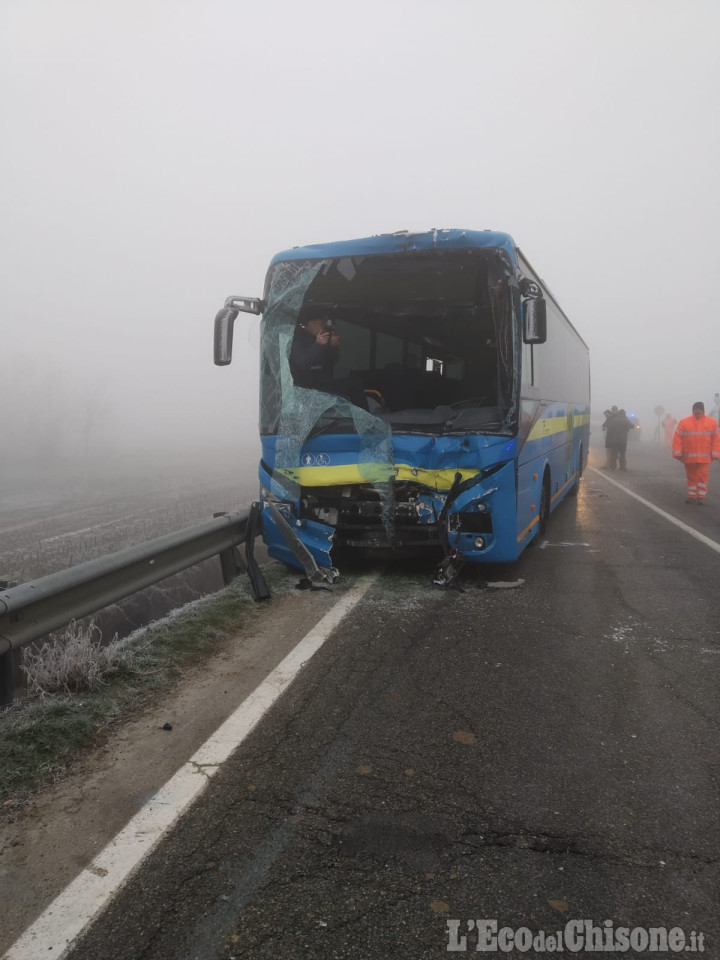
526 412 590 442
275 464 482 490
517 515 539 541
516 472 578 543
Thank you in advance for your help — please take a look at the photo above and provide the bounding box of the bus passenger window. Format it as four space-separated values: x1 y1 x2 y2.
376 332 404 369
333 322 372 378
406 341 423 369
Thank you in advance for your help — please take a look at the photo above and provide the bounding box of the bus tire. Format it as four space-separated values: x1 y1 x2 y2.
539 472 551 536
568 445 583 497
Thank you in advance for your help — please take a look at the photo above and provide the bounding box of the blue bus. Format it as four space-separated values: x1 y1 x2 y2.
214 229 590 585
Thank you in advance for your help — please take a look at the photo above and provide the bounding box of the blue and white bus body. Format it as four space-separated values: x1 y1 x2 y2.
214 229 590 573
514 248 591 553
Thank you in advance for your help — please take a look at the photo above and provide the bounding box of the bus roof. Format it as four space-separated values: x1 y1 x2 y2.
268 229 518 267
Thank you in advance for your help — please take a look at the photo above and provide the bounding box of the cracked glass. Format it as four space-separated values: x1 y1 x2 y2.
259 248 519 546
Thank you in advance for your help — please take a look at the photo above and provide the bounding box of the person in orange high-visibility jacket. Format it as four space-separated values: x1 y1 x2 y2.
672 401 720 503
662 413 677 447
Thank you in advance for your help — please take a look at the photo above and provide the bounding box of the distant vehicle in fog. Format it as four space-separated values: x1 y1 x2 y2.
627 414 641 441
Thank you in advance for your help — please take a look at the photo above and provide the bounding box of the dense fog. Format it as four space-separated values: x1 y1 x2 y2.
2 0 719 491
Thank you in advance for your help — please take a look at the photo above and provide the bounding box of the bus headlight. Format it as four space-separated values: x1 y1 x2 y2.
474 537 486 550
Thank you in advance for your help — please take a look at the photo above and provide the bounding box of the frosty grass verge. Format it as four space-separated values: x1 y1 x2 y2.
0 575 269 800
22 620 131 697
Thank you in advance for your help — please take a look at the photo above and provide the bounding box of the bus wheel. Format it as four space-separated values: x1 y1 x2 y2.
539 473 551 536
569 445 583 497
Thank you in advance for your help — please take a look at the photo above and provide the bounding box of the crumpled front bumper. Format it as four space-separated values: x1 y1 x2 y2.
259 459 521 569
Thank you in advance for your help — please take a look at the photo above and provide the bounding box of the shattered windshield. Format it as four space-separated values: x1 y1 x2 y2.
260 248 518 444
259 260 395 529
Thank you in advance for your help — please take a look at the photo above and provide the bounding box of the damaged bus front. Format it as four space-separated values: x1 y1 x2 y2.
214 229 590 584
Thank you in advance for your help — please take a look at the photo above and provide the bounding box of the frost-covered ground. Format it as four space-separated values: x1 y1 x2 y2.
0 450 259 584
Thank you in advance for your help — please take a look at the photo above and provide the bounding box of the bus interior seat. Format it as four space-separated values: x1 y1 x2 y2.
354 366 460 412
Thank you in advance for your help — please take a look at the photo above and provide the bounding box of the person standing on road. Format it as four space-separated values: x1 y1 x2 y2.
602 407 617 468
672 401 720 503
662 413 678 447
603 408 635 471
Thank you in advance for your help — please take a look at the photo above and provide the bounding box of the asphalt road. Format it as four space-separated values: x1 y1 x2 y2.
51 442 720 957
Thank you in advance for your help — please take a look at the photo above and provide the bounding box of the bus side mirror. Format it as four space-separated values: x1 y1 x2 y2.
523 297 547 344
213 296 264 365
214 307 238 365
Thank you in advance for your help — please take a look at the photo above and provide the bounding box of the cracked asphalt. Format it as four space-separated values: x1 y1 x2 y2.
63 443 719 959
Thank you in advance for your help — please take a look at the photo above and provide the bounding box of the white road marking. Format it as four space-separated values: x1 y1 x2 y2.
539 541 590 549
4 576 376 960
589 466 720 556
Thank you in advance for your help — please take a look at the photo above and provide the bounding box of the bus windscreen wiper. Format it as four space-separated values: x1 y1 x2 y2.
307 414 353 439
443 402 503 431
448 396 489 409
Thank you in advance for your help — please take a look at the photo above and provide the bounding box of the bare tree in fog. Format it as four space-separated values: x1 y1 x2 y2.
3 360 113 471
79 379 113 459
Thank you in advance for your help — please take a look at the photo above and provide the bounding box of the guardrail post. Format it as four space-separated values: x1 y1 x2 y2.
0 578 19 706
214 513 244 586
245 503 271 601
0 648 14 707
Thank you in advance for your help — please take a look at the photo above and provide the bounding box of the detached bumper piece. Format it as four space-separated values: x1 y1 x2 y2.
265 499 339 590
432 548 466 588
245 502 272 601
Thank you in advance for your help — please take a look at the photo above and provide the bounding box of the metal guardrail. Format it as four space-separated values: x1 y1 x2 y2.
0 506 269 706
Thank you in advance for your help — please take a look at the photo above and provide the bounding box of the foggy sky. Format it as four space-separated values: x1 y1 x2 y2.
2 0 719 471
